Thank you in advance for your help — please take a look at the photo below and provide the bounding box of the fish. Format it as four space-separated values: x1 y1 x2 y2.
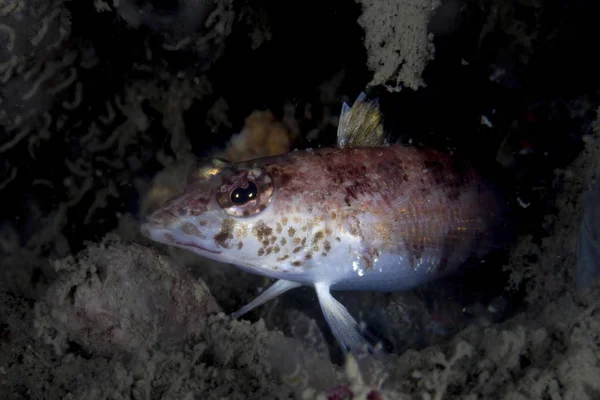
141 92 510 354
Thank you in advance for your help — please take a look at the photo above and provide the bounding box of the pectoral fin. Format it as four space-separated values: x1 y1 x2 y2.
231 279 301 319
314 282 372 354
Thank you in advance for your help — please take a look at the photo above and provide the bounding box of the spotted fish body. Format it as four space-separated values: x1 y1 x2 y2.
141 93 508 353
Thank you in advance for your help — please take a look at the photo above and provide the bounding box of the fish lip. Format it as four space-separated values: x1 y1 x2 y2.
174 239 222 254
141 223 222 255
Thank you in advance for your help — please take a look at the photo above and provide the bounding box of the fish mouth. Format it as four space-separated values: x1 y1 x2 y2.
141 223 222 255
174 239 222 254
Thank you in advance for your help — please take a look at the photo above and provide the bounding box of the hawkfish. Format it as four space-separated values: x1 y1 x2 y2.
141 93 510 353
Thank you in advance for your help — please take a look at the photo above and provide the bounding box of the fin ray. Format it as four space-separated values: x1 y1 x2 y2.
314 282 372 354
337 92 385 148
231 279 301 319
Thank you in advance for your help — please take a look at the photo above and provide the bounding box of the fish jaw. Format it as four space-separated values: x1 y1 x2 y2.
141 221 220 255
141 208 225 259
139 178 235 261
141 211 269 270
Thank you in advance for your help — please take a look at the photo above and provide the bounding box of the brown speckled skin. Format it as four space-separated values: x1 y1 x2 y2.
267 146 500 263
143 145 507 291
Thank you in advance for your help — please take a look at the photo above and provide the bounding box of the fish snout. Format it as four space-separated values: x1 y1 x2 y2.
146 207 179 225
140 207 179 241
140 223 153 240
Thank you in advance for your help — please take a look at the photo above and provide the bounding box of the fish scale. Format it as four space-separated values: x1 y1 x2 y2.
141 92 511 353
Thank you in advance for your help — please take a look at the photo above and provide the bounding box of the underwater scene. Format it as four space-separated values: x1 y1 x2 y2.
1 0 599 399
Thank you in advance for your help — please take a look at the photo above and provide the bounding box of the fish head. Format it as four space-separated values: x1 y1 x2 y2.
141 156 311 273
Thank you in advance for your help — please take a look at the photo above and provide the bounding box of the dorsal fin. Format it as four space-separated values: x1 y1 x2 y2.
336 92 385 148
187 157 230 184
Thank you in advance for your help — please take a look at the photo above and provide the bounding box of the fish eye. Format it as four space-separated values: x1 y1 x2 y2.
231 181 258 205
216 168 274 217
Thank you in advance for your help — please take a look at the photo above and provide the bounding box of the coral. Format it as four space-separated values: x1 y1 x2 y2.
0 0 75 142
114 0 236 72
0 1 599 399
65 316 337 400
0 203 70 298
304 354 409 400
3 286 303 399
24 237 343 398
0 0 270 302
357 0 439 91
478 0 543 65
505 107 600 305
33 235 221 356
115 0 216 37
0 63 215 296
219 109 295 162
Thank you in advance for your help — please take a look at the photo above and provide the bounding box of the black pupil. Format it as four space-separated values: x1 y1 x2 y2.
231 181 258 205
